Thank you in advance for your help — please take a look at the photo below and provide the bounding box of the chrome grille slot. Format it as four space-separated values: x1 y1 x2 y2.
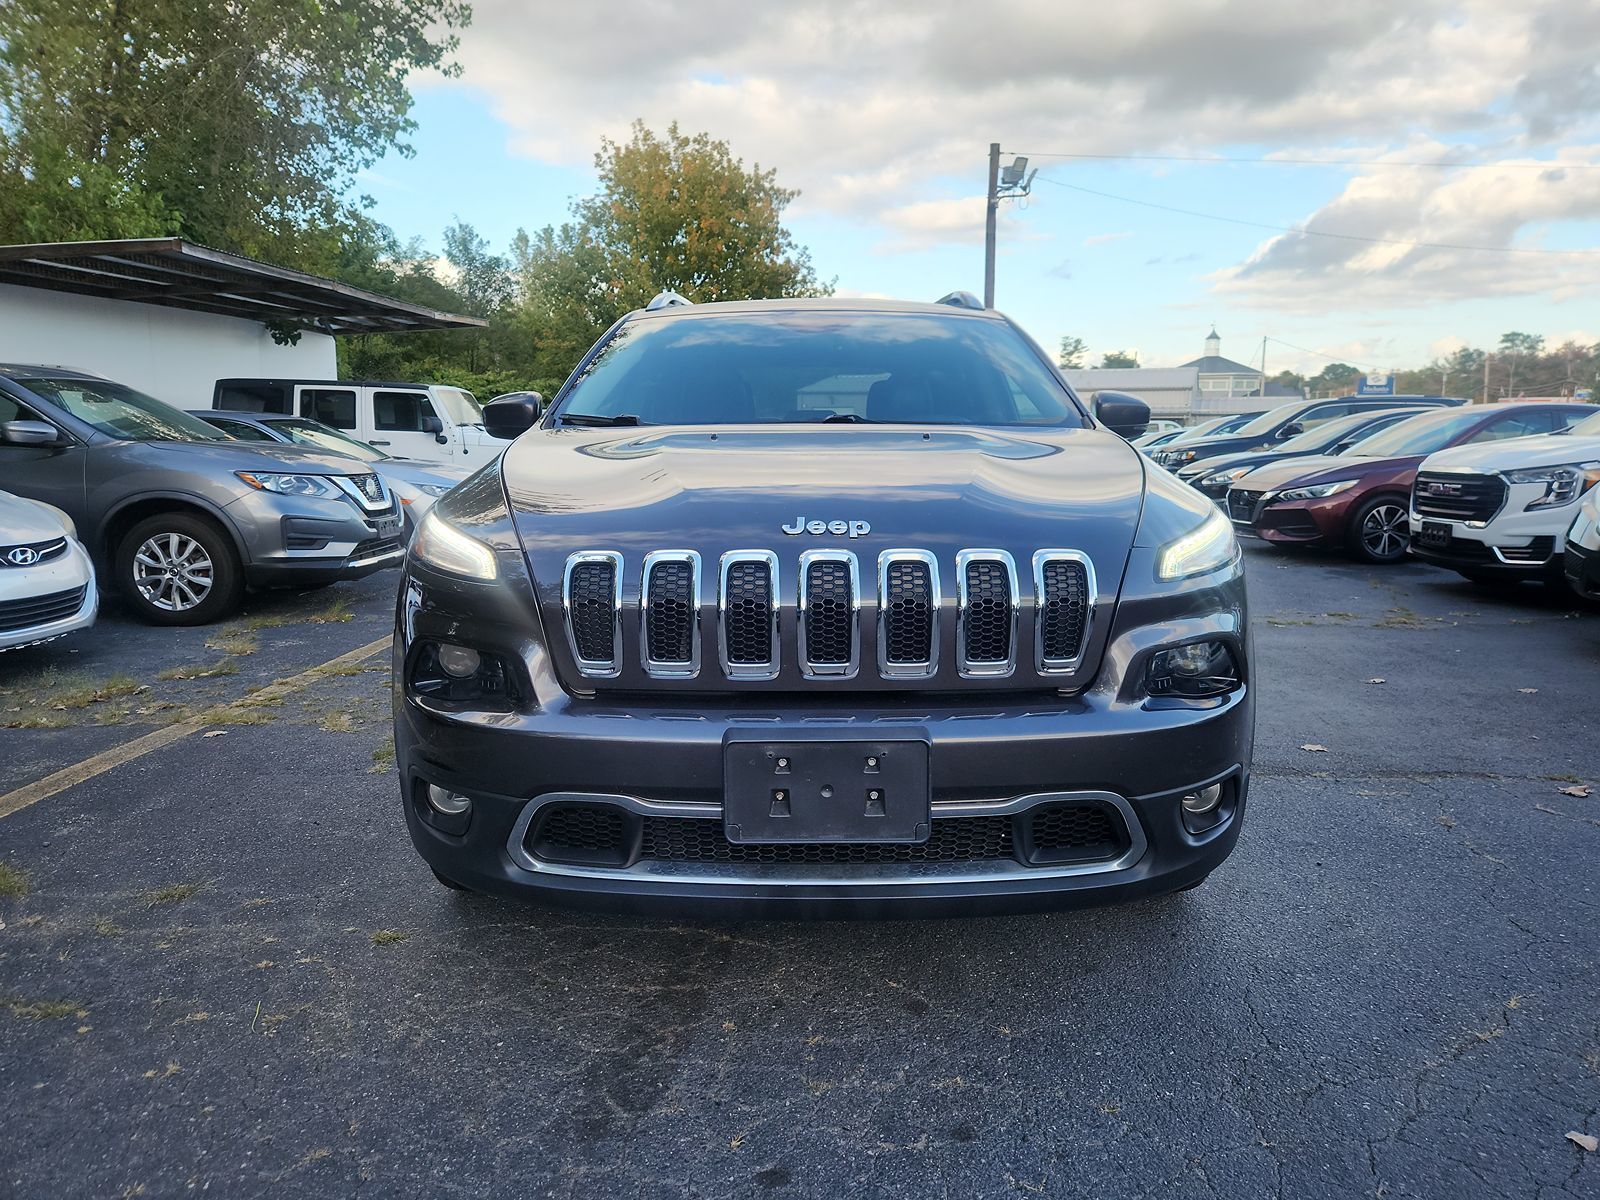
719 551 778 679
878 549 939 678
641 550 700 677
798 550 859 678
564 552 622 678
1413 471 1507 523
956 550 1017 678
1033 550 1094 672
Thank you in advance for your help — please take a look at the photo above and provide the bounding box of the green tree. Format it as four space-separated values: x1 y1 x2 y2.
1058 336 1088 369
1496 331 1545 396
514 121 831 385
1307 363 1361 395
1098 351 1139 368
0 0 470 271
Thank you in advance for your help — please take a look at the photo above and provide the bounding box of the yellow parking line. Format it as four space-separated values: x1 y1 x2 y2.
0 633 393 822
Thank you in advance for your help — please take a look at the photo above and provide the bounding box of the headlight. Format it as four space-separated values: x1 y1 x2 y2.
1201 467 1251 487
418 483 453 498
1276 479 1358 502
1506 462 1600 511
1157 508 1238 580
411 510 498 581
235 471 339 499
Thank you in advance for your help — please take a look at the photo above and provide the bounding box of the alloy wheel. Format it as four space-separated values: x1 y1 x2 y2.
1361 503 1408 560
132 532 216 612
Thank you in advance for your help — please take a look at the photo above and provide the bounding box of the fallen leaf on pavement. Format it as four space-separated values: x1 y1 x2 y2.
1567 1132 1598 1152
1519 688 1538 694
202 730 228 738
1300 744 1329 753
1558 785 1592 798
1366 678 1386 685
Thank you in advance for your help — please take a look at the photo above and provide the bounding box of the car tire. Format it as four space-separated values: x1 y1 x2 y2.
431 868 472 892
1347 495 1410 564
115 512 245 626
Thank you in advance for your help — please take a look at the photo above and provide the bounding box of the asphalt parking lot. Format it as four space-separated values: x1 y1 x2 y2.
2 546 1597 1199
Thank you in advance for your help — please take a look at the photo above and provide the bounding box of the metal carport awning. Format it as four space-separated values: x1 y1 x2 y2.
0 238 486 335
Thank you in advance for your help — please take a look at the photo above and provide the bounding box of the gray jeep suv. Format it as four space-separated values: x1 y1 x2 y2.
0 365 405 624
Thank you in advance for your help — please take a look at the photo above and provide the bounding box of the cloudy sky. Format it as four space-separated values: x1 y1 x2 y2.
362 0 1600 379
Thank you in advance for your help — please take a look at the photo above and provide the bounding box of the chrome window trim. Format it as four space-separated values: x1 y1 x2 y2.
563 551 623 679
504 789 1148 885
797 549 860 680
877 548 940 679
955 548 1018 679
640 549 702 678
718 550 779 680
1032 549 1096 674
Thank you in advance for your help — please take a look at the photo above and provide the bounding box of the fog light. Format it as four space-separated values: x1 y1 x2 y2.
427 784 471 816
1181 783 1223 815
1146 641 1239 698
437 644 481 678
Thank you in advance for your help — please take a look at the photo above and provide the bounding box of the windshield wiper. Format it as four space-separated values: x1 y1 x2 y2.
558 412 642 427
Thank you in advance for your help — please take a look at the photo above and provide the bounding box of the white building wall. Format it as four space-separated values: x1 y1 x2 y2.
0 283 336 408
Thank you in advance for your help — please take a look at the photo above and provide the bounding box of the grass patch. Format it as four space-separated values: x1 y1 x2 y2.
368 738 395 774
3 995 82 1020
41 674 143 710
141 882 205 908
371 929 410 946
1375 606 1433 630
1543 773 1584 784
0 863 28 899
0 713 75 730
307 598 354 624
92 916 124 937
205 629 259 656
319 711 360 733
157 659 240 681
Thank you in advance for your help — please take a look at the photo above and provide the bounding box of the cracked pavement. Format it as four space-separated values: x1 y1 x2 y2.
1 545 1597 1198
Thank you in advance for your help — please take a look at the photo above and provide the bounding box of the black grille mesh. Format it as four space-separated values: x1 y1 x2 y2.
1039 559 1089 662
1228 491 1263 523
803 560 853 665
1029 804 1119 854
884 560 934 664
646 560 694 663
535 806 626 852
640 816 1014 864
963 560 1013 664
568 561 617 663
0 586 88 633
1413 472 1508 523
724 561 774 665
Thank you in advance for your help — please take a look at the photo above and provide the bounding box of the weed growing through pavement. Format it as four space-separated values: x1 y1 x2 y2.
141 882 205 908
0 863 28 899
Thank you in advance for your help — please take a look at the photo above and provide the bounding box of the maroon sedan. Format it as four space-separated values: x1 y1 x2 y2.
1224 403 1593 563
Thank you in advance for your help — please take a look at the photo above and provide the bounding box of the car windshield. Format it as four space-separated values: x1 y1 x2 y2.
1167 418 1226 444
1231 402 1309 437
19 376 226 443
266 418 388 462
1278 409 1418 453
555 311 1089 428
1563 409 1600 437
1213 411 1265 434
1347 408 1488 458
434 387 483 427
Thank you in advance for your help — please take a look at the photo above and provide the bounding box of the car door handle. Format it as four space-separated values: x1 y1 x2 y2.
369 439 391 446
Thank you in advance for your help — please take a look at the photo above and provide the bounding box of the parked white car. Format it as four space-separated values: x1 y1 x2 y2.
211 378 509 468
1410 406 1600 584
0 490 98 651
1563 481 1600 601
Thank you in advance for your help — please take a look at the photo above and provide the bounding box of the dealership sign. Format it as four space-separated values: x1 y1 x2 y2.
1356 374 1396 396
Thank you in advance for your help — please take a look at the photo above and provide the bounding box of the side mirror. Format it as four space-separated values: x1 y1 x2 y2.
1276 422 1303 439
483 392 543 440
1 419 65 447
1092 391 1151 440
420 414 444 435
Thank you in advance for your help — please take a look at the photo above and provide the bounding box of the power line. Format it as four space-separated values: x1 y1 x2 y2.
1013 150 1600 170
1264 336 1367 367
1033 176 1600 256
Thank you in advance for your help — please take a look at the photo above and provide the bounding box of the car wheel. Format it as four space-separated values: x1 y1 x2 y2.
116 513 245 626
1348 496 1409 564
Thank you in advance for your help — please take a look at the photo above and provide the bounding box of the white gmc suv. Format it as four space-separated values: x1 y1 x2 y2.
1409 406 1600 586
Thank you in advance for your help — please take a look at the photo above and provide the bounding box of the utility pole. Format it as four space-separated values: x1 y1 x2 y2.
1483 353 1491 404
1260 335 1268 399
984 143 1000 309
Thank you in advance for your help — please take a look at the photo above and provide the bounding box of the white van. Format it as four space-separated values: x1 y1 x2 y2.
211 378 507 466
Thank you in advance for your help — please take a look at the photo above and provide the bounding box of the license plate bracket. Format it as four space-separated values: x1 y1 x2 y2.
1419 520 1451 549
723 732 931 844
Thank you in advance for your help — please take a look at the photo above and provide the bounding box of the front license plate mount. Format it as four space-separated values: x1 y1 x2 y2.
723 732 930 844
1419 521 1451 549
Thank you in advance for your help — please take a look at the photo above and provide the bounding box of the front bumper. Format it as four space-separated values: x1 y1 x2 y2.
1407 502 1572 579
1228 490 1345 548
223 490 407 586
0 543 98 652
395 597 1254 918
1565 541 1600 601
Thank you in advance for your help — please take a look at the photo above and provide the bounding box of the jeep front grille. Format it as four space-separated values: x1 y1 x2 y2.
564 552 621 678
560 545 1095 685
1413 471 1507 523
642 551 700 677
719 551 779 678
956 550 1017 678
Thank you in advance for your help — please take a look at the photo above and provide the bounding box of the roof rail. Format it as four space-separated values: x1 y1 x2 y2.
935 291 985 310
645 290 694 312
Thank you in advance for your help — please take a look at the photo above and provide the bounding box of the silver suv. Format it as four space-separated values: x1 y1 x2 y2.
0 365 405 625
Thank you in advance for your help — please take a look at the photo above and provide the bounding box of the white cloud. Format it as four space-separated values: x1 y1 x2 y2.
1083 231 1132 247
